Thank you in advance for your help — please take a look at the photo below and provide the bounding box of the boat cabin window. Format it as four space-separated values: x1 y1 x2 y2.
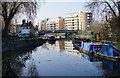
96 45 102 48
102 45 107 51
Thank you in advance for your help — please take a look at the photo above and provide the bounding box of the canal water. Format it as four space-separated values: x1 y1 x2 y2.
2 39 120 77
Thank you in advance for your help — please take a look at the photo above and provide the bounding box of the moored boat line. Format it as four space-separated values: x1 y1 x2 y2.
73 39 120 62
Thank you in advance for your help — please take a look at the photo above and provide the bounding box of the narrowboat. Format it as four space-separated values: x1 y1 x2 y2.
72 38 91 50
44 35 56 41
73 41 120 62
48 36 56 41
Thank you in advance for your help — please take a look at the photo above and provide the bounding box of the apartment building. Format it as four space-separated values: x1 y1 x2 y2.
59 19 65 30
46 17 64 31
38 22 42 31
64 11 92 31
38 19 49 31
38 21 46 31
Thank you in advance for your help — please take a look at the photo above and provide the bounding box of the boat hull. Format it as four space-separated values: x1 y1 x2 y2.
72 42 120 63
48 39 56 41
79 47 120 63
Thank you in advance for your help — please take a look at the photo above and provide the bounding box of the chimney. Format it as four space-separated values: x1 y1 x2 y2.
22 19 26 24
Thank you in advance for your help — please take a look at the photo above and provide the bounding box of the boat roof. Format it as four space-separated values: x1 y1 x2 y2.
84 42 101 45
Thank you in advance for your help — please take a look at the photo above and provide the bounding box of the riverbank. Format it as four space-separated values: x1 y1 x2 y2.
2 38 47 52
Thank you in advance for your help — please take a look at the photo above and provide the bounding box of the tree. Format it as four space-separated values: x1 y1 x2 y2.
86 0 120 18
86 0 120 41
109 16 120 41
87 21 104 33
0 1 37 38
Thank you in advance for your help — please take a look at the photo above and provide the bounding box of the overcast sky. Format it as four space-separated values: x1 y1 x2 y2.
34 2 90 25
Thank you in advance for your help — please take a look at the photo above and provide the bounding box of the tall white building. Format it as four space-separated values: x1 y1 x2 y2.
64 11 92 31
38 19 48 31
38 22 42 31
46 17 64 31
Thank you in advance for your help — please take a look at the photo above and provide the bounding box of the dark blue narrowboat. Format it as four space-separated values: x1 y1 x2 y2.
48 36 56 41
75 42 120 62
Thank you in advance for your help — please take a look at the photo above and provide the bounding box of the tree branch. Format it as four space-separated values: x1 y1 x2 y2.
9 2 17 17
2 2 7 19
113 1 118 9
117 1 120 16
8 2 22 23
104 2 117 17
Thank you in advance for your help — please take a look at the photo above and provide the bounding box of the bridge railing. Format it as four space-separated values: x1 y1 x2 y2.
43 30 77 33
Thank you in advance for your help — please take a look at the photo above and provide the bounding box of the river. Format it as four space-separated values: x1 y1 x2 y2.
2 39 120 77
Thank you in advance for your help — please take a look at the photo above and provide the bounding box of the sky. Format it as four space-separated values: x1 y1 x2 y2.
34 2 89 25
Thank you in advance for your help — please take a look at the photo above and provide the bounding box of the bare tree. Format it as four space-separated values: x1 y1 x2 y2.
87 20 104 33
86 0 120 41
86 0 120 19
110 16 120 41
0 1 38 37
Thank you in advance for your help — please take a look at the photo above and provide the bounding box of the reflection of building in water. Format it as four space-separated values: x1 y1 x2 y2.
64 41 79 53
43 41 79 53
78 53 82 57
59 41 65 51
65 51 80 56
44 41 65 52
40 44 49 50
45 41 59 51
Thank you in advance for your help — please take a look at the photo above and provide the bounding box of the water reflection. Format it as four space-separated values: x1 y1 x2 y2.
78 52 99 62
43 41 65 52
2 49 32 77
101 61 120 76
65 41 79 53
48 41 56 45
2 40 120 77
2 44 42 77
45 40 79 53
79 52 120 76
